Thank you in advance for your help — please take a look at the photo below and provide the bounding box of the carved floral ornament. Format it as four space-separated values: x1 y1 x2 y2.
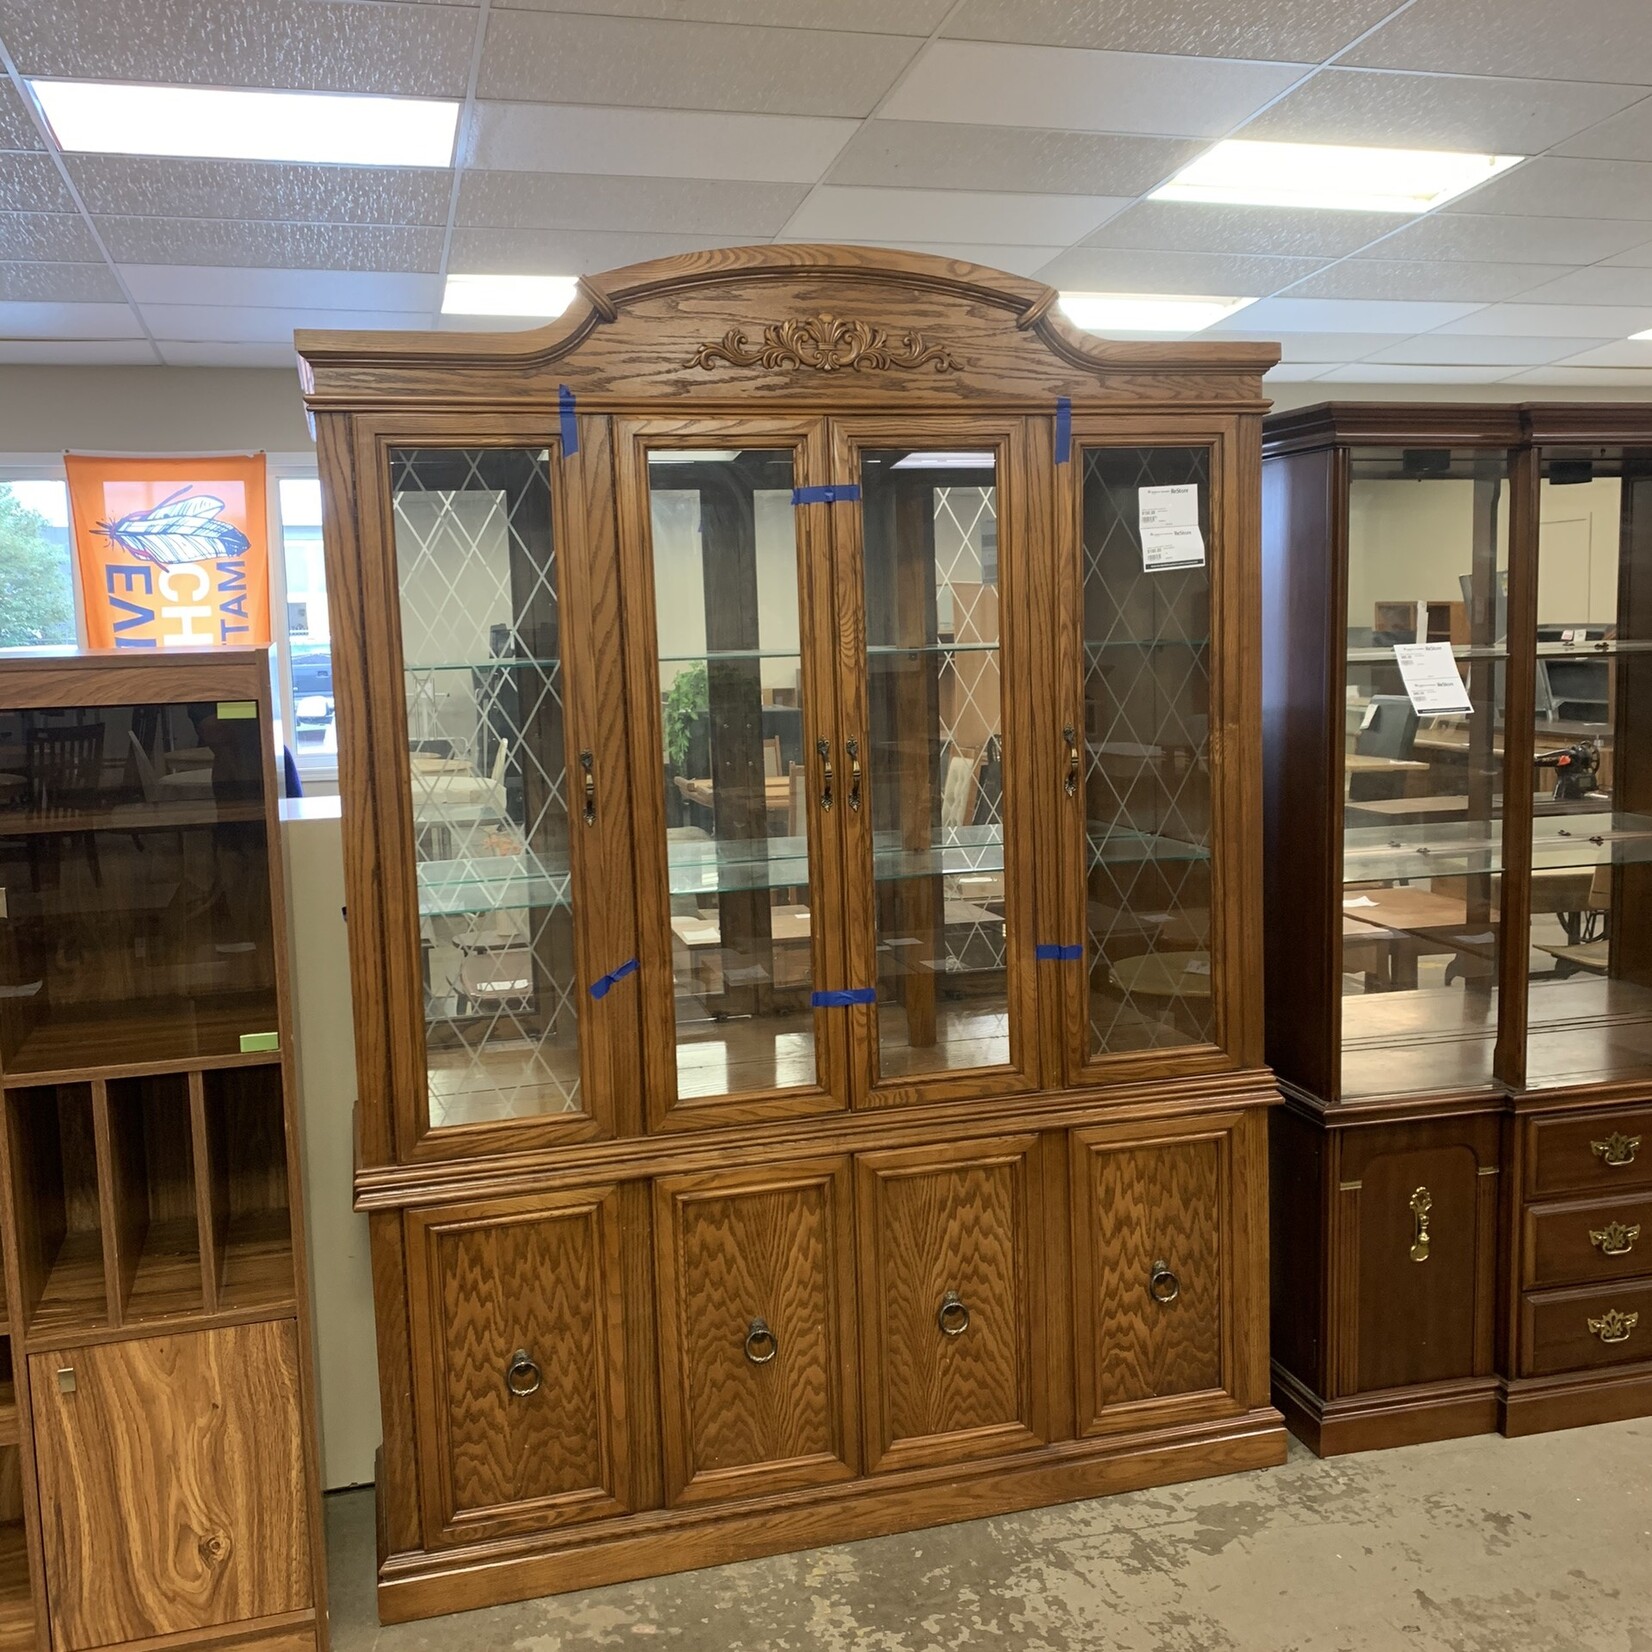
690 313 959 374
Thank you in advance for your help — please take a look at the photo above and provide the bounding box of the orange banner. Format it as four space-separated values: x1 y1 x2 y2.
66 454 269 650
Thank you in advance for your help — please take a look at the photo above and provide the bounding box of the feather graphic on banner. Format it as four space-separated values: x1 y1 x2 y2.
95 486 252 566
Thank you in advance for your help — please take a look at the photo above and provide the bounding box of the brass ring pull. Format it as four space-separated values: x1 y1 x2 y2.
1587 1309 1638 1345
505 1348 541 1397
846 737 862 812
936 1290 970 1337
1591 1220 1640 1257
816 737 833 812
1063 724 1079 798
743 1317 778 1366
1592 1132 1641 1168
1149 1260 1180 1304
580 750 595 826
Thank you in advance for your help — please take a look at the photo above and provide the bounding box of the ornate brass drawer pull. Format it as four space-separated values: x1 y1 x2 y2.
1590 1220 1641 1257
816 737 833 811
1409 1186 1432 1262
937 1290 970 1337
1587 1308 1639 1345
505 1348 542 1397
846 737 862 812
1592 1132 1642 1168
1063 724 1079 798
743 1317 778 1366
1149 1260 1180 1304
580 749 596 825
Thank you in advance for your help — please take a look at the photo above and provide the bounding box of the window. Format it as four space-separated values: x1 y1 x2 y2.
0 474 78 650
273 473 335 783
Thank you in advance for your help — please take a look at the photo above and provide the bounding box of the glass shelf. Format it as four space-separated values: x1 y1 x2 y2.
866 642 999 656
1086 824 1210 868
1343 819 1503 883
418 850 572 917
1347 643 1509 664
1535 638 1652 658
1085 638 1209 652
403 659 560 672
1532 810 1652 870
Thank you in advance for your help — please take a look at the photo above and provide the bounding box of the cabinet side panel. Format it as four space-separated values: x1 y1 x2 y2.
1269 1105 1327 1396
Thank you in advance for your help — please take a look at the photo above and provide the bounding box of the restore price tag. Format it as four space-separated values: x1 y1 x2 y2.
1393 641 1473 715
1138 484 1206 571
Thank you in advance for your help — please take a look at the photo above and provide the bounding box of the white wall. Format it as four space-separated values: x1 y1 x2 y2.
1538 475 1621 627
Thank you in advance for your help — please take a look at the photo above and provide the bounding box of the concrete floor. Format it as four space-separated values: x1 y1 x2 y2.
325 1420 1652 1651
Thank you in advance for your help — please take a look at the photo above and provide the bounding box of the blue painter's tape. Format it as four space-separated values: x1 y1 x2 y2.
558 384 579 456
589 956 638 999
810 986 877 1007
791 483 862 505
1054 397 1072 464
1035 942 1083 961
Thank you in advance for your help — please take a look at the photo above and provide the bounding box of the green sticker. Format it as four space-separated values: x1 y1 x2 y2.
217 700 258 721
239 1031 280 1053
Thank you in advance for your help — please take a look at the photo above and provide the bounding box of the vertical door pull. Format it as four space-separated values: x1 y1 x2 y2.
1063 724 1080 797
846 738 862 812
1409 1186 1432 1262
817 738 834 812
580 750 596 825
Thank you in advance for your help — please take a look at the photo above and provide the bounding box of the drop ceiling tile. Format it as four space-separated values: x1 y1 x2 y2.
1344 0 1652 84
158 341 317 366
880 41 1307 136
478 11 918 115
1083 200 1393 258
141 304 426 342
0 154 74 215
775 238 1068 279
1263 363 1332 381
96 217 444 271
1209 296 1484 333
1512 266 1652 305
785 185 1129 246
469 102 856 182
1506 364 1652 385
941 0 1395 60
0 83 42 152
1034 246 1325 295
1364 211 1652 264
0 339 156 364
1363 333 1608 366
457 171 805 235
118 264 442 309
496 0 953 30
0 0 479 97
1604 238 1652 267
1548 340 1652 368
1443 157 1652 220
1314 363 1522 383
1241 67 1642 152
67 158 453 226
1554 95 1652 160
0 300 142 339
1286 259 1572 302
0 213 102 262
1432 302 1652 336
825 122 1201 196
448 225 741 274
1221 330 1419 362
0 261 121 302
432 312 572 332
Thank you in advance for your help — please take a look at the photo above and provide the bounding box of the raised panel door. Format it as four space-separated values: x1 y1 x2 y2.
653 1159 858 1505
856 1136 1043 1473
406 1188 631 1545
30 1321 312 1651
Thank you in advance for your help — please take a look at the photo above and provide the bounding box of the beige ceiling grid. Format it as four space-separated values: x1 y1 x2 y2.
0 0 1651 381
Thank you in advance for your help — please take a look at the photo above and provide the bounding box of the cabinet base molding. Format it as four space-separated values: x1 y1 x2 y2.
374 1409 1286 1624
100 1610 320 1652
1499 1362 1652 1439
1272 1364 1499 1458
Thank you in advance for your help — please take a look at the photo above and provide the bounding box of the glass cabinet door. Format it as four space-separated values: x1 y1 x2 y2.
1337 446 1510 1101
1070 444 1219 1070
1524 446 1652 1089
387 446 586 1133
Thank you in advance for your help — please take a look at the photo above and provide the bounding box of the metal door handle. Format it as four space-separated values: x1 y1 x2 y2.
1409 1186 1432 1262
1592 1133 1641 1167
580 749 595 826
506 1348 542 1397
817 737 833 811
846 738 862 812
1063 724 1079 797
744 1318 778 1365
1149 1260 1180 1304
936 1290 970 1337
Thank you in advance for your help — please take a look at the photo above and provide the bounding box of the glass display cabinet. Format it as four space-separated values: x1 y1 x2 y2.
1263 404 1652 1455
300 247 1283 1623
0 650 327 1652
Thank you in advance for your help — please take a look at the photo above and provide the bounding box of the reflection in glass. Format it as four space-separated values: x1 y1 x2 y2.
1525 448 1652 1088
1081 448 1214 1055
650 450 817 1100
1338 448 1510 1099
859 450 1007 1078
390 448 577 1129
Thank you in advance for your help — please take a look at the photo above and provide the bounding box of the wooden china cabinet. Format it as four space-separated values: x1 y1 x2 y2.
1263 403 1652 1454
297 246 1285 1623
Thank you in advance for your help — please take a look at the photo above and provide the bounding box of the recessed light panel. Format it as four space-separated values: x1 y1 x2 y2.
1059 292 1257 334
30 79 459 167
442 274 579 318
1152 140 1523 213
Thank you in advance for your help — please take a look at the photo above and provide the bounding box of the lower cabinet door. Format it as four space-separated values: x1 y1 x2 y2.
654 1158 859 1506
406 1188 633 1546
31 1320 313 1652
1070 1115 1243 1435
856 1136 1044 1474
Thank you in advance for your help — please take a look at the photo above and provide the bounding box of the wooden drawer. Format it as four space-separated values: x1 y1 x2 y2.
1070 1116 1241 1436
405 1188 634 1547
654 1159 858 1507
1521 1278 1652 1377
1527 1107 1652 1200
1523 1192 1652 1290
856 1136 1044 1474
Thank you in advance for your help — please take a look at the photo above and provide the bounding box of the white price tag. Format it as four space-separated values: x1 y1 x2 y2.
1138 484 1206 571
1393 641 1473 715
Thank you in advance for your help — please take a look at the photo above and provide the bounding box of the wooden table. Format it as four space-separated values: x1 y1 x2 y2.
674 776 793 817
1342 886 1495 988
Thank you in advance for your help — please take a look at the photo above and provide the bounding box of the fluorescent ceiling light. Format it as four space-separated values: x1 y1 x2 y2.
442 274 579 318
1059 292 1256 334
30 79 458 167
1151 140 1523 213
1630 326 1652 340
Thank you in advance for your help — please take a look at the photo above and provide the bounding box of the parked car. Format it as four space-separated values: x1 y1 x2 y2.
290 643 334 738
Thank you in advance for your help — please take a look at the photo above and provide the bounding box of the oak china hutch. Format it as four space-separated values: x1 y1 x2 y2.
298 246 1284 1622
1263 403 1652 1454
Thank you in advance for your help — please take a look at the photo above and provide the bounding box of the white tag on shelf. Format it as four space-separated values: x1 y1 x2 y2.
1360 702 1379 731
1393 641 1473 715
1343 895 1379 907
1138 484 1206 571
